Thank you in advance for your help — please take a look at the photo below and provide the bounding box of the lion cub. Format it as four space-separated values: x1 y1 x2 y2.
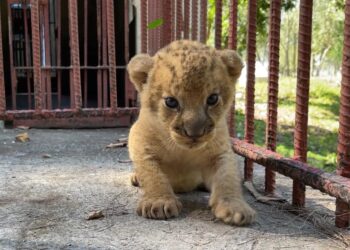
127 40 255 225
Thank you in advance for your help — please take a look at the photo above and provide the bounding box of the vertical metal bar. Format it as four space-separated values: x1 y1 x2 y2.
171 0 176 41
107 0 117 110
31 0 43 111
335 0 350 228
141 0 148 53
97 0 102 108
102 0 108 108
191 0 198 41
7 3 18 110
56 0 62 108
162 0 172 46
68 0 82 110
124 0 132 107
84 0 88 108
265 0 282 194
0 7 5 114
199 0 207 43
43 2 52 110
227 0 238 138
184 0 190 39
293 0 313 207
228 0 238 50
244 0 257 181
23 4 32 109
214 0 222 49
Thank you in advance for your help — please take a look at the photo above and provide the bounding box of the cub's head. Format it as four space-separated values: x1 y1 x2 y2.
127 40 243 149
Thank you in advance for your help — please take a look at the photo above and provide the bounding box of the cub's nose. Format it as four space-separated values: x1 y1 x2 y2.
183 126 205 139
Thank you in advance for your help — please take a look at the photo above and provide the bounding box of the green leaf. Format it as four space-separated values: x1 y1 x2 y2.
147 18 164 30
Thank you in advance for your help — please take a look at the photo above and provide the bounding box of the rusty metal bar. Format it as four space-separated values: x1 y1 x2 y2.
141 0 148 53
232 138 350 205
171 0 176 41
162 0 172 46
200 0 207 43
97 0 102 108
56 0 62 109
124 0 133 107
244 0 257 181
293 0 313 207
43 2 52 110
31 0 43 111
176 0 183 40
7 2 18 110
0 6 5 114
184 0 190 39
23 4 32 109
228 0 238 50
265 0 282 194
227 0 238 138
68 0 82 110
191 0 198 41
336 0 350 228
107 0 118 110
83 0 88 108
102 0 108 108
214 0 222 49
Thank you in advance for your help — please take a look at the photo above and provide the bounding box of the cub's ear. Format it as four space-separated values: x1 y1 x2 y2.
127 54 154 92
218 50 244 80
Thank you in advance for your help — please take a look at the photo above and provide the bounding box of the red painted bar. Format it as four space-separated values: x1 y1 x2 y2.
265 0 282 194
83 0 88 108
214 0 222 49
227 0 238 138
107 0 118 110
56 0 62 109
200 0 207 43
141 0 148 53
102 0 108 108
30 0 43 111
244 0 257 181
125 0 134 107
43 2 52 110
293 0 313 207
184 0 190 39
0 6 5 114
176 0 183 40
336 0 350 228
23 4 32 109
191 0 198 41
97 0 102 108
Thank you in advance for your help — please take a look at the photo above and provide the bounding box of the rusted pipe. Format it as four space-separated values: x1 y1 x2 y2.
214 0 222 49
200 0 207 43
293 0 313 207
0 7 5 114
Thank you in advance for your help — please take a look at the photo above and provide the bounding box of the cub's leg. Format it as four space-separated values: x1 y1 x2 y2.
134 160 182 220
203 152 256 226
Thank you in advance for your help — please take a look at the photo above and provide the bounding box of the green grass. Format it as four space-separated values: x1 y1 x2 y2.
235 77 340 172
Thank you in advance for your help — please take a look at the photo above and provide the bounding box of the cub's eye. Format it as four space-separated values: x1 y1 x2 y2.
164 97 179 109
207 94 219 106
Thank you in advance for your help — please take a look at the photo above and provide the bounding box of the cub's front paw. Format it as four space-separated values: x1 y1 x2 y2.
211 198 256 226
137 196 182 220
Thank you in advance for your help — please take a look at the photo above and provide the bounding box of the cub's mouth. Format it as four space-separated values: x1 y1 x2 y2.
170 129 215 150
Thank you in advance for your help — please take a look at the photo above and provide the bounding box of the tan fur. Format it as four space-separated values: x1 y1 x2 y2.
127 40 255 225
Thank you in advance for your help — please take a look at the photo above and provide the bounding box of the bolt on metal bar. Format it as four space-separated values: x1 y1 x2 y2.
214 0 222 49
199 0 207 43
107 0 118 110
336 0 350 228
227 0 238 138
244 0 257 181
0 7 5 114
265 0 282 195
141 0 148 53
30 0 43 111
293 0 313 207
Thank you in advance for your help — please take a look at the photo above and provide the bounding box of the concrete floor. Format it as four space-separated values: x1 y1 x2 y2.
0 128 349 249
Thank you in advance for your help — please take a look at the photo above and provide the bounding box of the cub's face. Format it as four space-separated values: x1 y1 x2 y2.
127 41 243 150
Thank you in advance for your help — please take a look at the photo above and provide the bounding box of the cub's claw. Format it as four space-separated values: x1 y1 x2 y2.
211 198 256 226
137 197 182 220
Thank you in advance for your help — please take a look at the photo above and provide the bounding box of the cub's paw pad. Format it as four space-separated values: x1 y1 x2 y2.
137 197 182 220
212 198 256 226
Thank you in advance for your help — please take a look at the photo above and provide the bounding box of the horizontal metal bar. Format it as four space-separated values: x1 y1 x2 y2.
13 66 127 70
231 138 350 204
1 108 139 120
